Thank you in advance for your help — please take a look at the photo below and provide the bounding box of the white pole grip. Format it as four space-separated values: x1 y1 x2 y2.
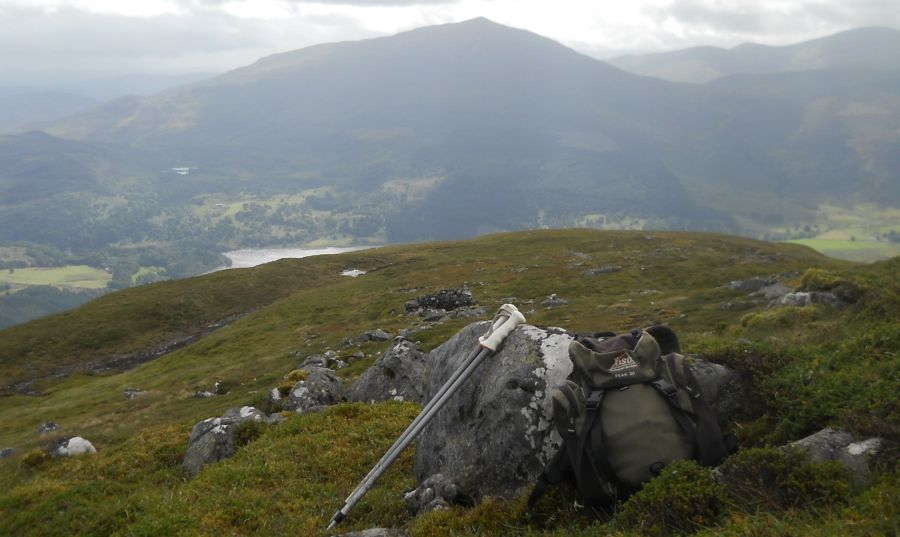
479 304 526 351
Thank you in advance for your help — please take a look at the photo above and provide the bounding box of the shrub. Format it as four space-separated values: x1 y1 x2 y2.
277 369 309 397
20 448 50 470
232 420 269 448
718 447 850 511
799 269 864 303
615 460 726 536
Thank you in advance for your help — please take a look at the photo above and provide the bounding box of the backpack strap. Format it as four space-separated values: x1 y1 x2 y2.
655 353 731 466
681 359 731 466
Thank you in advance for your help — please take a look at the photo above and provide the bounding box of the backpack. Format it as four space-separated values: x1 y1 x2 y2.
528 326 733 510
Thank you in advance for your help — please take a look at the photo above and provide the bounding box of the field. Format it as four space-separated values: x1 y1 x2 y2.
0 265 111 289
788 238 900 262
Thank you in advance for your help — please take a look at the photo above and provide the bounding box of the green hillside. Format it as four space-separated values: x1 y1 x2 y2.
0 230 896 535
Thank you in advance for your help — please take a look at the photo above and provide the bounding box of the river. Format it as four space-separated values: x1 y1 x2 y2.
222 246 371 269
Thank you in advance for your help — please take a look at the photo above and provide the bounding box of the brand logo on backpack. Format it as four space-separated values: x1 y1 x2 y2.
609 353 638 377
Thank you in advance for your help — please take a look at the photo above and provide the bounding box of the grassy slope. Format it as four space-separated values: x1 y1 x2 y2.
0 229 896 536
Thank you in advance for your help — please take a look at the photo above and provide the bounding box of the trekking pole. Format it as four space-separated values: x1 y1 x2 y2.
326 304 526 531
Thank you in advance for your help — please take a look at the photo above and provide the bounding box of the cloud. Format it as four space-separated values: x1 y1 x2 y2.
0 4 376 80
642 0 900 47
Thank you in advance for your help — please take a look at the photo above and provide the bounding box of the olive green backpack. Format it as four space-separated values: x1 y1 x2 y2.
528 326 733 509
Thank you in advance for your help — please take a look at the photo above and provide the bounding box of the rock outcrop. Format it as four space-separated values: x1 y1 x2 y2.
347 338 427 403
182 406 280 476
282 366 344 412
413 322 574 505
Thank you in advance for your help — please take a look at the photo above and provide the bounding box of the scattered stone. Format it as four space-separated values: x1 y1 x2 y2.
124 387 146 400
1 447 13 458
422 309 447 322
405 473 458 515
357 329 393 343
341 269 366 277
775 291 844 308
37 422 59 434
541 294 568 307
791 427 882 486
447 305 486 319
193 390 217 398
52 436 96 457
347 339 427 404
584 265 622 276
406 288 475 313
729 276 776 293
334 529 408 537
755 282 792 301
282 366 344 413
182 406 280 476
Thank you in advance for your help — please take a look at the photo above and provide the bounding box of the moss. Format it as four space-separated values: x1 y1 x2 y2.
20 448 50 470
277 368 310 396
231 420 269 448
740 306 821 330
718 447 850 511
798 268 864 303
615 460 726 536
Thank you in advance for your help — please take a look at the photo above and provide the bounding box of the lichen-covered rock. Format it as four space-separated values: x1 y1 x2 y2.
283 366 343 412
124 387 145 400
541 294 568 307
182 406 279 476
358 329 394 343
413 322 573 503
0 447 13 458
347 339 426 403
729 276 776 292
52 436 96 457
775 291 843 308
37 422 59 434
790 427 881 486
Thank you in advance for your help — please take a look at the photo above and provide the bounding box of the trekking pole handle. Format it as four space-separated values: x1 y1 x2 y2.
479 304 526 351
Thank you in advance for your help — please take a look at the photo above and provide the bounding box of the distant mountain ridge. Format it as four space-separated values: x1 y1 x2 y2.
0 18 895 267
608 26 900 83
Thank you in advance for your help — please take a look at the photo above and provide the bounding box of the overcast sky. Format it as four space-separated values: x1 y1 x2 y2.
3 0 899 87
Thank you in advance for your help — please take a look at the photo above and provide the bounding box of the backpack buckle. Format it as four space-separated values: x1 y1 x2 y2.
652 379 677 397
585 390 603 410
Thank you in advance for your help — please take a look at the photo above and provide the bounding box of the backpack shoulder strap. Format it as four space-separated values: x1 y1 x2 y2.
680 357 731 465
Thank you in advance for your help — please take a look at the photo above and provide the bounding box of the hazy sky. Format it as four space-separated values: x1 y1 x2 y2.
2 0 899 83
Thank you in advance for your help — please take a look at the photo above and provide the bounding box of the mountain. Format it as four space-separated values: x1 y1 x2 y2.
0 229 897 535
45 18 730 239
608 27 900 83
0 19 895 297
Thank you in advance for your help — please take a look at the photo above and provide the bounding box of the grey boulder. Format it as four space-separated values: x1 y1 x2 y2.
347 339 427 403
413 322 574 505
283 366 344 412
52 436 96 457
791 427 882 486
182 406 279 477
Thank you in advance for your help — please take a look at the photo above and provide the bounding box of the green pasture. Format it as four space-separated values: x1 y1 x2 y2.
788 239 900 262
0 266 111 289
